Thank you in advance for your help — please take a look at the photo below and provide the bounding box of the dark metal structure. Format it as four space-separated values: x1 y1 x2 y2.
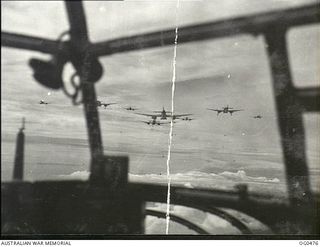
1 1 320 237
12 118 25 181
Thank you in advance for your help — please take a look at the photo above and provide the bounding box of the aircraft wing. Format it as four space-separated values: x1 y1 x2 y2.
171 113 193 118
229 109 243 113
135 113 161 117
101 103 116 108
207 108 221 112
141 121 151 124
153 110 172 113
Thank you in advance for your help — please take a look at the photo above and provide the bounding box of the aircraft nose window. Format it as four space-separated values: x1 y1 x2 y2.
1 0 319 236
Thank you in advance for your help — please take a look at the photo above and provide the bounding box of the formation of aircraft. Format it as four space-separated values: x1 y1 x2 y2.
38 99 266 126
207 105 243 115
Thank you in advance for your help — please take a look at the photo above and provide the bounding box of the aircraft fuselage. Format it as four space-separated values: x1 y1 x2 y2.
160 109 168 119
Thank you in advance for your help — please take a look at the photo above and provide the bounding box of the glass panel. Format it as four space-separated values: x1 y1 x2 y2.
145 203 271 234
2 0 318 236
1 49 90 181
84 0 319 42
303 114 320 193
288 25 320 87
1 1 68 39
96 34 287 197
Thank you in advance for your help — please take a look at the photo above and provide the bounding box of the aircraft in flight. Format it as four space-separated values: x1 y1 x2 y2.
141 119 172 126
96 100 116 109
39 100 49 105
137 107 192 120
207 105 243 115
124 106 138 111
253 115 262 119
178 116 194 121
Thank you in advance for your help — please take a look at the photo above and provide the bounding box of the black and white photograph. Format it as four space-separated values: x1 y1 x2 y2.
1 0 320 240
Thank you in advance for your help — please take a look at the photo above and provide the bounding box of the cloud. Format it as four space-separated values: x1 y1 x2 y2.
219 170 280 183
58 170 89 180
57 168 281 186
129 169 281 185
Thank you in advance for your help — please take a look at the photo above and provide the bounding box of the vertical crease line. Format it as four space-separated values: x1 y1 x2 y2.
165 0 180 235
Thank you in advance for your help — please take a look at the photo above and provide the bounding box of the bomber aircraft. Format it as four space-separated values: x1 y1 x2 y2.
207 105 243 115
124 106 138 111
39 100 49 105
137 107 192 120
96 100 116 109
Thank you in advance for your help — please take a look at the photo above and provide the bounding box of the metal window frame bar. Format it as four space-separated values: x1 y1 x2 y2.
88 3 320 57
2 4 319 57
64 2 104 181
264 28 312 204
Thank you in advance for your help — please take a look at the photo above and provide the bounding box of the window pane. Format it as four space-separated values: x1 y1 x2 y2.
84 0 319 42
288 25 320 87
1 50 89 181
1 1 68 39
95 35 288 197
303 114 320 193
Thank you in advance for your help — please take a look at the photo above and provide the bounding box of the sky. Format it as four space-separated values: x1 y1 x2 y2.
1 0 320 194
